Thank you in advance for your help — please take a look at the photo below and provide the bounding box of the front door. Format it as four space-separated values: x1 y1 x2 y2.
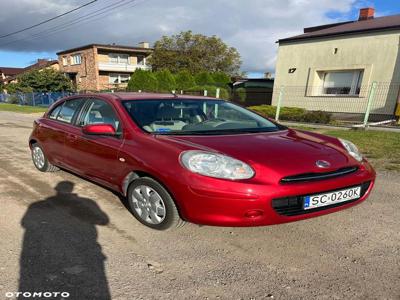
63 98 125 189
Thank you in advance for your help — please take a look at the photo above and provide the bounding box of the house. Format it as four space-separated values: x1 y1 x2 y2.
273 7 400 120
56 43 153 91
0 67 24 83
231 76 274 106
1 59 59 85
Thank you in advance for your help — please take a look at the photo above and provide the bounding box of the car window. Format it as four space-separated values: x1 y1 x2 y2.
56 99 84 124
123 99 284 135
81 99 121 133
48 104 62 119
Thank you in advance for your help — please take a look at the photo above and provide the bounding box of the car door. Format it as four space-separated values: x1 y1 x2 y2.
39 98 84 166
63 98 125 189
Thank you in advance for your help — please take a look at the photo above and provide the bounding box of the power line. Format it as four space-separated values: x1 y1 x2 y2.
0 0 98 39
0 0 146 47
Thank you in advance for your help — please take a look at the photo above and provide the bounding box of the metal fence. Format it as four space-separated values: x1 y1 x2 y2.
268 82 400 126
0 92 76 106
1 83 399 127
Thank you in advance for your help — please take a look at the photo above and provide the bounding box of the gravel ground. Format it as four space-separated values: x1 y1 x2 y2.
0 111 399 300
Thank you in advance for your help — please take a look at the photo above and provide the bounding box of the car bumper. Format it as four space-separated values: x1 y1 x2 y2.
171 162 376 227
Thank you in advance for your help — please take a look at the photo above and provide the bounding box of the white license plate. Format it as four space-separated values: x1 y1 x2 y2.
303 186 361 210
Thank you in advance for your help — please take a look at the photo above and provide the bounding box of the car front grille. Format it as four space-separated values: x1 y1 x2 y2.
280 166 359 184
272 181 371 216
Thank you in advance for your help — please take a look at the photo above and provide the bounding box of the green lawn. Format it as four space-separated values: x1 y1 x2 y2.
294 126 400 171
0 103 48 113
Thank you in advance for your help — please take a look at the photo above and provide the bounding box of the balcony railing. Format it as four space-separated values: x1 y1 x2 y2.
98 62 151 72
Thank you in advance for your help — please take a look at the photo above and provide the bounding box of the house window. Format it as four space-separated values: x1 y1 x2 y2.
109 73 130 84
62 56 68 66
109 53 129 64
137 55 145 65
321 70 363 96
71 54 82 65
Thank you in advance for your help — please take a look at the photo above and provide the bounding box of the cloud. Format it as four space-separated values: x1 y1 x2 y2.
0 0 356 73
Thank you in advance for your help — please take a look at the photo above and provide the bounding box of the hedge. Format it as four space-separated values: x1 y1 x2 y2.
249 105 331 124
186 85 230 99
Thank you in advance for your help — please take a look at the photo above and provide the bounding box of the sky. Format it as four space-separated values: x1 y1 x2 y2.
0 0 399 78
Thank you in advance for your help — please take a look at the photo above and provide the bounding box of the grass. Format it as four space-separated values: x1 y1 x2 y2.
0 103 48 113
293 125 400 171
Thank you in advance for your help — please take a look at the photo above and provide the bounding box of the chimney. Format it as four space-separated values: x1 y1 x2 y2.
359 7 375 21
138 42 149 48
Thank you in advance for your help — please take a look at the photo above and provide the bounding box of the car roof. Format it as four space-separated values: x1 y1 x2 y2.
85 92 221 102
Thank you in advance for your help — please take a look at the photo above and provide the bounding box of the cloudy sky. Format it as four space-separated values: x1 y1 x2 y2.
0 0 397 76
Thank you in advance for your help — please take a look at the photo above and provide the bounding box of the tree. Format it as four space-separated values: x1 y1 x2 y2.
154 69 176 92
212 72 231 87
127 69 158 92
195 72 215 86
148 31 241 75
175 69 195 90
15 69 73 92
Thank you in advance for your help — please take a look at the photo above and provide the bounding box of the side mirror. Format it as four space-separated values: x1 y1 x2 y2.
82 124 116 136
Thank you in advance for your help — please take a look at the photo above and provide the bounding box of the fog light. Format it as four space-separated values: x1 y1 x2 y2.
244 209 264 219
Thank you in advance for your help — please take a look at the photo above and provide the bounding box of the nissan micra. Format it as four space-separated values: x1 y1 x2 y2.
29 93 376 230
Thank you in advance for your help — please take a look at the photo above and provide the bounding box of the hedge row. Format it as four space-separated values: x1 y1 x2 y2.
127 69 231 97
249 105 332 124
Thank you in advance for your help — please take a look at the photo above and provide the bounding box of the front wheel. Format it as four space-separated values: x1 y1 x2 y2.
31 143 59 172
127 177 185 230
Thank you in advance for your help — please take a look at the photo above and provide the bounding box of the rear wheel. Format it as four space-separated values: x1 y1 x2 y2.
31 143 59 172
127 177 185 230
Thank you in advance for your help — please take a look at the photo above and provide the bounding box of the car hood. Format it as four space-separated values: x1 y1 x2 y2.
157 129 355 179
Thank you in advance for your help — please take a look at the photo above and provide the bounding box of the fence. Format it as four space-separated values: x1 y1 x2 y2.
262 82 400 127
0 92 76 106
1 84 399 127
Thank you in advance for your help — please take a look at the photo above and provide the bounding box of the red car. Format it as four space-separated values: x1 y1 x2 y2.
29 93 375 230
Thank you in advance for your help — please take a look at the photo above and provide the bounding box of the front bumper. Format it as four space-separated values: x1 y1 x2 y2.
171 162 376 227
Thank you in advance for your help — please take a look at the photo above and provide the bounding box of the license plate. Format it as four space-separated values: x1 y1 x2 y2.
303 186 361 210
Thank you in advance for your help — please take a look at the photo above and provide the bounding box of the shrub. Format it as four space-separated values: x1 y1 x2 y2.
186 85 229 99
234 87 246 103
302 110 332 124
155 69 176 92
212 72 231 87
248 105 331 124
127 69 158 92
175 69 195 90
194 72 215 86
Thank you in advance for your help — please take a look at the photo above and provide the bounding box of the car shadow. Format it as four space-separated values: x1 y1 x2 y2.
19 181 111 300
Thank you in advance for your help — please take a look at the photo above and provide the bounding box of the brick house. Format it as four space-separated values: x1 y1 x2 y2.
57 43 153 91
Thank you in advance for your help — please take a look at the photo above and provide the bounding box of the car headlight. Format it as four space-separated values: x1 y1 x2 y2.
180 150 255 180
339 138 363 162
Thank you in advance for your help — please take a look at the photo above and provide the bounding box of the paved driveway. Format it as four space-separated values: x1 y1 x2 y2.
0 111 399 299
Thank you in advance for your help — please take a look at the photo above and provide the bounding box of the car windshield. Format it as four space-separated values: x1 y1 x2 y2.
122 99 284 135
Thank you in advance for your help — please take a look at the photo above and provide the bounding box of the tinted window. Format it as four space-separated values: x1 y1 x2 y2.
81 99 121 133
123 99 283 135
56 99 83 124
49 104 62 119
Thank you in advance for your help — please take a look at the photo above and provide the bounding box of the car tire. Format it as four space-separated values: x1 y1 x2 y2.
127 177 185 230
31 143 59 172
